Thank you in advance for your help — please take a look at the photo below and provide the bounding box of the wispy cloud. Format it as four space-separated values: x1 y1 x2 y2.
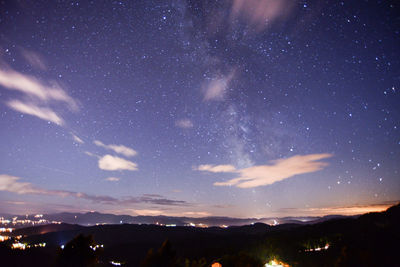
104 177 120 182
175 118 194 129
0 60 78 125
183 211 212 217
0 67 78 109
123 194 187 206
132 209 163 216
279 202 398 216
71 133 84 144
98 154 138 171
196 154 333 188
203 71 235 101
7 99 64 125
0 174 188 206
195 164 236 173
305 204 394 216
20 48 47 71
94 140 137 157
0 174 115 202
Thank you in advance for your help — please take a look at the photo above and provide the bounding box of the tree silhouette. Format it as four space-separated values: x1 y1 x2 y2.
56 234 100 267
141 239 178 267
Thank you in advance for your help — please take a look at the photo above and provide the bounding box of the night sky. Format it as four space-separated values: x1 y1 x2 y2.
0 0 399 218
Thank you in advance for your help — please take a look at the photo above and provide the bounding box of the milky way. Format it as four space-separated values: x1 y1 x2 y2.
0 0 399 218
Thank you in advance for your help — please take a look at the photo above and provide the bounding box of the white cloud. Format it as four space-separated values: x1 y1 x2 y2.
98 154 138 171
175 119 194 129
0 174 45 195
71 133 84 144
105 177 120 182
0 68 78 110
203 71 235 101
196 164 236 173
7 100 64 125
197 154 333 188
0 61 79 126
94 140 137 157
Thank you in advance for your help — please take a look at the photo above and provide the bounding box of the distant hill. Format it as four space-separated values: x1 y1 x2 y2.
13 223 84 236
1 210 352 228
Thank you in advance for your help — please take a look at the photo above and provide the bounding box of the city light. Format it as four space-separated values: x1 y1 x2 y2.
11 242 26 250
265 259 290 267
0 235 10 242
305 243 330 252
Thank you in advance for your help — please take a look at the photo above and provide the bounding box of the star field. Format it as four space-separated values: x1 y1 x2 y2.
0 0 399 218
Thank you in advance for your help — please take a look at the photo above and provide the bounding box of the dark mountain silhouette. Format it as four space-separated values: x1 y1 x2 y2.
1 211 354 229
1 203 398 266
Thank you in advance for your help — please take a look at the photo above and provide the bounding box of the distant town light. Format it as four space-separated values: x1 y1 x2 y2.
0 235 10 242
265 259 290 267
12 242 26 250
110 261 122 266
304 243 330 252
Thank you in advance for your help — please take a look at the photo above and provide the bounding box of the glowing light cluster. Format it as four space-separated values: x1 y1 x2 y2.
0 235 10 242
90 244 104 251
305 243 330 252
265 259 290 267
11 242 26 250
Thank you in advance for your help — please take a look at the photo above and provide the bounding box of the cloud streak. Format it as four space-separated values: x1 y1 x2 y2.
94 140 137 157
175 119 194 129
196 164 236 173
7 100 64 125
0 61 78 125
0 174 188 206
197 154 333 188
104 177 120 182
279 202 398 216
98 154 138 171
71 133 84 144
20 48 47 71
0 67 78 109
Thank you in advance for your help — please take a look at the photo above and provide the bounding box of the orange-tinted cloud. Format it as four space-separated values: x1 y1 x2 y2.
197 153 333 188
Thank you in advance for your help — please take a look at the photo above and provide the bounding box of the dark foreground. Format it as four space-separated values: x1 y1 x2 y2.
1 204 399 267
